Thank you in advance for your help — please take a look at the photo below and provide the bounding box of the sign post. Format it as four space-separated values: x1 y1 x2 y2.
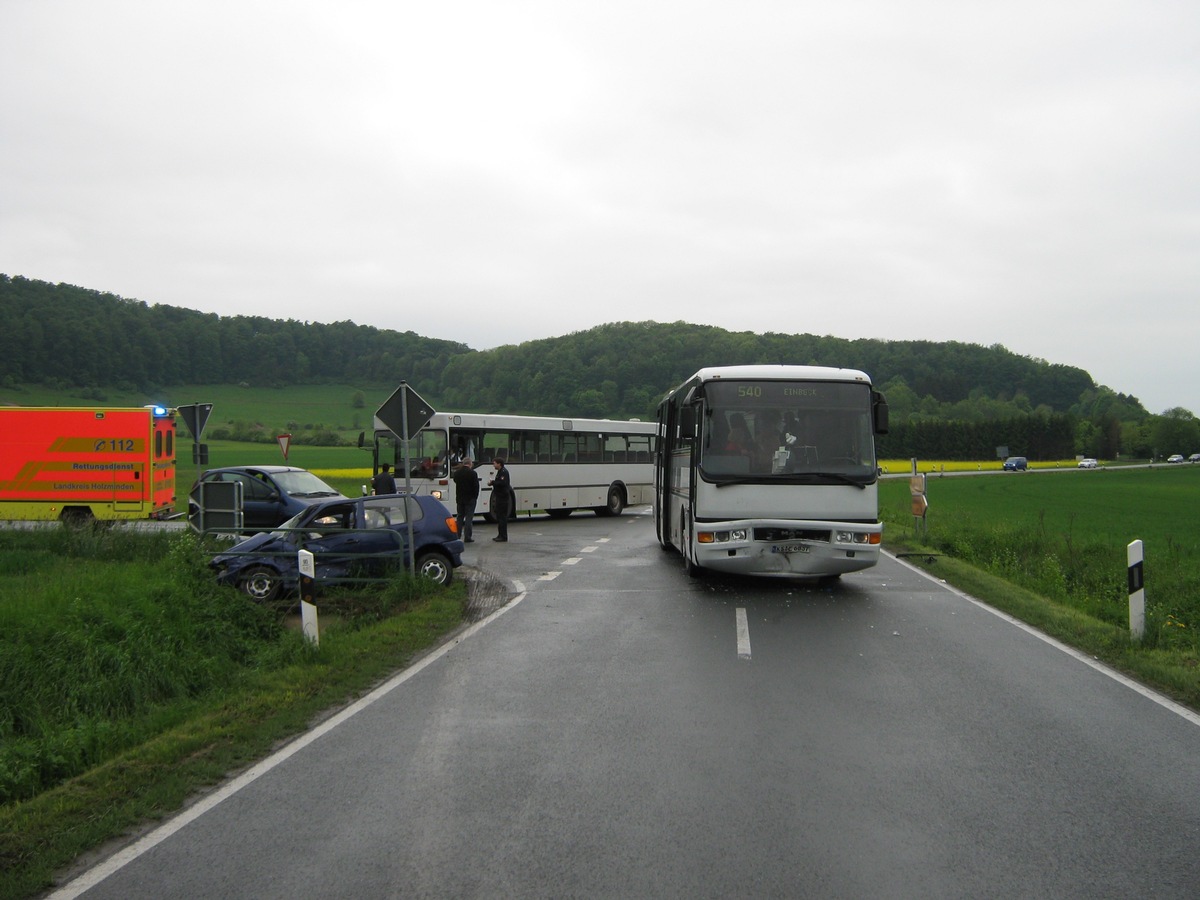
277 433 292 461
375 383 435 577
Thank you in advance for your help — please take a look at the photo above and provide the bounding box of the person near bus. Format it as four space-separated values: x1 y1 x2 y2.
452 458 480 543
489 457 513 542
371 462 397 495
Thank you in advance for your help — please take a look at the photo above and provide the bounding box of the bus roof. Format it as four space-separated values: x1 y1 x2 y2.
685 365 872 384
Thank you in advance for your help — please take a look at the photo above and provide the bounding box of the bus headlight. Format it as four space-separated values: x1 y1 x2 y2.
836 531 876 545
698 529 747 544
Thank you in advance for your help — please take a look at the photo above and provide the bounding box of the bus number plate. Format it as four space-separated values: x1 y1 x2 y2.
771 543 810 554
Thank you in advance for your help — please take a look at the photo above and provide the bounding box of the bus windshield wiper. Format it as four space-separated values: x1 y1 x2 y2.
812 472 868 489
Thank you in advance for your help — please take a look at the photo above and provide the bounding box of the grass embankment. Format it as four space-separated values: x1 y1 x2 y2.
880 465 1200 709
0 526 468 900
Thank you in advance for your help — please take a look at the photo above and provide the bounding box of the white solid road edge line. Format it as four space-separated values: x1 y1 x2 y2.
887 550 1200 729
50 587 530 899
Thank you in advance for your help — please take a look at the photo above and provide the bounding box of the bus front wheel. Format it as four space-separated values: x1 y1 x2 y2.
681 515 702 577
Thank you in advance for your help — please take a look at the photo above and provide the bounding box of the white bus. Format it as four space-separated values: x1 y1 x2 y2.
370 412 658 519
655 365 889 578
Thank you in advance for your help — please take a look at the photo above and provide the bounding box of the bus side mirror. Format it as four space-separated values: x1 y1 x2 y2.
872 392 889 435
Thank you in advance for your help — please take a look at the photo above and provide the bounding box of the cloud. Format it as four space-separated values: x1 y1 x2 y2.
3 1 1199 415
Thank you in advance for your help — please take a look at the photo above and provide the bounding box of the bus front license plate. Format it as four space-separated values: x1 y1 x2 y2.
772 543 810 554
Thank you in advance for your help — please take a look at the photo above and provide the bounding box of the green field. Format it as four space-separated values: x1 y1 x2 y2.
880 466 1200 651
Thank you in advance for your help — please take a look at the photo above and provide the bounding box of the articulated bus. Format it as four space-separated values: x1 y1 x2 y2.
0 405 177 523
656 365 889 578
370 412 658 519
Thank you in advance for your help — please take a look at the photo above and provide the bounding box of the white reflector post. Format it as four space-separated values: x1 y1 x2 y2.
298 549 319 647
1127 539 1145 643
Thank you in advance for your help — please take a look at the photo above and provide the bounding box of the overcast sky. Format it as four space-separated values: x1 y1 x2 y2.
3 2 1199 415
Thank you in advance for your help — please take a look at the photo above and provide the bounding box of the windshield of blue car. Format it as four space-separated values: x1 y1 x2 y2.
272 470 342 497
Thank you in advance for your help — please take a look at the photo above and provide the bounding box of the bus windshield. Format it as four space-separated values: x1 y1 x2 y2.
698 380 877 481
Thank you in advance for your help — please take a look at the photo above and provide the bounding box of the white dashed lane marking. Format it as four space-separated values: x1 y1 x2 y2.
736 608 752 660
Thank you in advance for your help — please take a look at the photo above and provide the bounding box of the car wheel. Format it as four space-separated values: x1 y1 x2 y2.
239 565 283 602
416 551 453 586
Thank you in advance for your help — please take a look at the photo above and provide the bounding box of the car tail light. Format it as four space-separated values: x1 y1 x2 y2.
446 516 459 535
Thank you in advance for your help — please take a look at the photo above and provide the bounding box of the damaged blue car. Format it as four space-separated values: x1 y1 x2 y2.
210 493 464 601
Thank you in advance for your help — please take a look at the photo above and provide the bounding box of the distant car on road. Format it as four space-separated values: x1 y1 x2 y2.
1003 456 1028 471
1190 453 1200 463
1078 458 1098 469
210 493 464 602
189 466 345 532
1167 454 1185 464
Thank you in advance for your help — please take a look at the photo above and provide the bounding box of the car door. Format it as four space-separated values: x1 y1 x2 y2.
238 473 284 529
302 500 401 585
363 497 415 568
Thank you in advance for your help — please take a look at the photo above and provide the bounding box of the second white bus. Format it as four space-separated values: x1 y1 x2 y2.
371 412 658 519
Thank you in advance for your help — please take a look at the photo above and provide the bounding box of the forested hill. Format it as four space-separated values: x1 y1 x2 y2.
1 274 1147 429
0 275 469 390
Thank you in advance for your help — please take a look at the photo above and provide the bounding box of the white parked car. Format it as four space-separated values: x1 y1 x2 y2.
1167 454 1185 464
1078 458 1098 469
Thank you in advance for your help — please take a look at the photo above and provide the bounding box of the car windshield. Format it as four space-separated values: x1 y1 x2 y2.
268 509 309 537
272 470 341 497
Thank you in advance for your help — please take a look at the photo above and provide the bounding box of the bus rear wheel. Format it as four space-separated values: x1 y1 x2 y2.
595 486 625 517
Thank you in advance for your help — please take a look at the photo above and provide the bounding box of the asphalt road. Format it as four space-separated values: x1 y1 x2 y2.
54 509 1200 898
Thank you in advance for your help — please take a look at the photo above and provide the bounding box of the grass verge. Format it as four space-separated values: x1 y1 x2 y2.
0 538 471 900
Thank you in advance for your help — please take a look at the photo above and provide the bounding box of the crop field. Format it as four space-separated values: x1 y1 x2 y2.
879 458 1104 475
879 465 1200 651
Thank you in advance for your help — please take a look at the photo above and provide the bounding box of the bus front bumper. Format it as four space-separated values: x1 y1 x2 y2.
692 519 882 577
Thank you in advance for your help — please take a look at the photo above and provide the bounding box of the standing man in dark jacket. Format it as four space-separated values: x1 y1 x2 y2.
488 457 512 542
451 458 480 543
371 462 397 495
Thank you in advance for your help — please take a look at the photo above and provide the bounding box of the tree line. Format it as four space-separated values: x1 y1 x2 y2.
3 274 1196 460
